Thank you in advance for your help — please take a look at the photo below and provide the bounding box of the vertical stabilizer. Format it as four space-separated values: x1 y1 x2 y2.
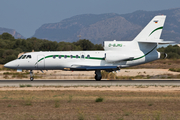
133 15 166 41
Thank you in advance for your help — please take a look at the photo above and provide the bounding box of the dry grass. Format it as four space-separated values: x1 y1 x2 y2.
0 90 180 120
101 70 117 79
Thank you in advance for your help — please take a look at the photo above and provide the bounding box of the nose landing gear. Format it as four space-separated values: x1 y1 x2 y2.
95 70 102 81
30 70 34 81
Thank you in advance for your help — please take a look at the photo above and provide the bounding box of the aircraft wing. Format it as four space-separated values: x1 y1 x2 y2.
69 65 119 71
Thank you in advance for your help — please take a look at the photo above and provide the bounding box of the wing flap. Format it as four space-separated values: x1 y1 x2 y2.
70 65 119 71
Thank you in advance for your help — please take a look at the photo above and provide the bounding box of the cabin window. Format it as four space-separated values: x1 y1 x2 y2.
76 55 79 58
26 55 31 59
81 55 84 58
53 55 56 59
22 55 26 59
87 55 90 59
18 55 23 59
59 55 61 59
64 55 67 59
70 55 73 59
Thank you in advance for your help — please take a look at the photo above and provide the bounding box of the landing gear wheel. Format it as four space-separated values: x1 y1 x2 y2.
30 70 34 81
95 75 102 81
95 70 102 81
30 77 34 81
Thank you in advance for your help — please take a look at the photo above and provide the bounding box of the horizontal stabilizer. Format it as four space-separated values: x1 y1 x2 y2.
157 41 175 44
138 39 174 44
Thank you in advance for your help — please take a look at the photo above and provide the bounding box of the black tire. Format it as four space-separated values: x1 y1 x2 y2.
95 75 102 81
30 77 34 81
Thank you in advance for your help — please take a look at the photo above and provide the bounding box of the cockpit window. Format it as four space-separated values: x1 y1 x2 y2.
22 55 26 59
26 55 31 59
18 55 23 59
18 55 31 59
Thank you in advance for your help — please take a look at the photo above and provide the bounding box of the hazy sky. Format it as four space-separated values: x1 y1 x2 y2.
0 0 180 38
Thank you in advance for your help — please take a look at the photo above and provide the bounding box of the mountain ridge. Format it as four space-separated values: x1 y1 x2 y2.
0 27 25 39
32 8 180 44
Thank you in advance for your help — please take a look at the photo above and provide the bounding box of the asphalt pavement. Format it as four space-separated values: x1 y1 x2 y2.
0 79 180 87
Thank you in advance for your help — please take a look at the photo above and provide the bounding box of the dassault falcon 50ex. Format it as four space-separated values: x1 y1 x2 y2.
4 15 173 81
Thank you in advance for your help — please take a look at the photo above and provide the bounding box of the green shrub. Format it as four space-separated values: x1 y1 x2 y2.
68 95 73 103
95 97 104 102
24 98 32 106
19 84 26 87
26 84 32 87
169 68 180 72
19 84 32 87
54 99 60 108
7 104 12 107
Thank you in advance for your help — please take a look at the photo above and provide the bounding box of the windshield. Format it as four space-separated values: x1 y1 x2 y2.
18 55 24 59
22 55 27 59
26 55 31 59
18 55 32 59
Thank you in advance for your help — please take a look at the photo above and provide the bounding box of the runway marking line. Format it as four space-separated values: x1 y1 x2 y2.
0 86 180 91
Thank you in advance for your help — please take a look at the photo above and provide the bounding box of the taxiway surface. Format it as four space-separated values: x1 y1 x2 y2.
0 80 180 87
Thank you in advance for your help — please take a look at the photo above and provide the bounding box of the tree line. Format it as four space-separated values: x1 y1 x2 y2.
0 33 103 64
0 33 179 64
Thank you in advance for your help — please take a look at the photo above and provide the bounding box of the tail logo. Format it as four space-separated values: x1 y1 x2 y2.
154 20 158 24
149 26 163 36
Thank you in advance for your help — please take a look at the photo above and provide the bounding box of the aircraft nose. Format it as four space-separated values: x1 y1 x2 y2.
4 62 10 68
4 61 18 69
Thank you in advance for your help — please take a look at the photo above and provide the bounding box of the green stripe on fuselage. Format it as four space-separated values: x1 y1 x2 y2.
35 45 157 65
35 55 104 65
131 45 157 61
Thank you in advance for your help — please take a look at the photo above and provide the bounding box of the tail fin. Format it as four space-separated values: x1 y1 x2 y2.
133 15 166 41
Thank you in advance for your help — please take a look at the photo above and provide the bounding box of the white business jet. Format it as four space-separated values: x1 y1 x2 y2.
4 15 173 81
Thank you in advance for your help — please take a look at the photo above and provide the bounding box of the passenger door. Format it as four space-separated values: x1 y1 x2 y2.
37 55 45 69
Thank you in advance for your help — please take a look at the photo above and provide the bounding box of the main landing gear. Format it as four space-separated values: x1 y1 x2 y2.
95 70 102 81
30 70 34 81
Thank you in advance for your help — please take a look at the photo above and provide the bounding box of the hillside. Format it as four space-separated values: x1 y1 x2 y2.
0 27 24 39
33 8 180 44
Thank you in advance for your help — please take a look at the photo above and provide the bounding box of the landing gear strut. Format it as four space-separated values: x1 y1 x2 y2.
95 70 102 81
30 70 34 81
